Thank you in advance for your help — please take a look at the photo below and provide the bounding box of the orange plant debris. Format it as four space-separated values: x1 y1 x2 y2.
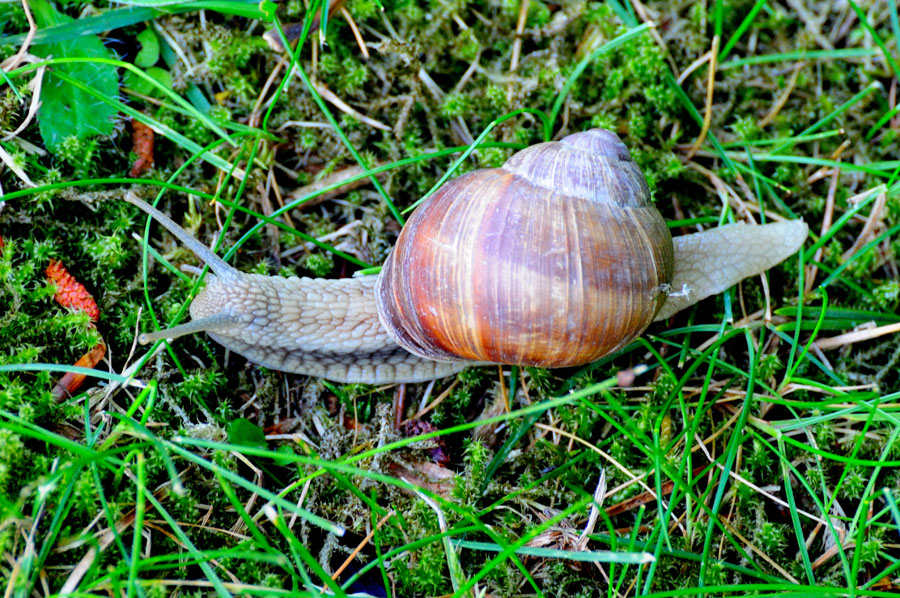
129 118 155 177
46 259 100 322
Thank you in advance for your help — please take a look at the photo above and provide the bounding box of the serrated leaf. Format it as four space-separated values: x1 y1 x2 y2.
30 0 119 151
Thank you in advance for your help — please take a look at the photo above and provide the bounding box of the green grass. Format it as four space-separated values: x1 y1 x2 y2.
1 0 899 596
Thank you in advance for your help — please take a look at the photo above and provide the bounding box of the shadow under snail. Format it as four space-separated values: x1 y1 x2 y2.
126 128 808 384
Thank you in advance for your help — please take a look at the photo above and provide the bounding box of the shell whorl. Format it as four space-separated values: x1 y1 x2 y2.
502 128 651 208
376 128 675 367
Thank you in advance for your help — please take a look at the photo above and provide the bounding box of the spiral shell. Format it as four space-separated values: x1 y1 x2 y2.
375 128 675 368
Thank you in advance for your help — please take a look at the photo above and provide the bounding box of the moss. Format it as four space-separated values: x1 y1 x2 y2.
303 253 334 277
0 428 26 494
1 0 898 594
176 369 227 405
755 521 788 557
440 91 474 119
453 438 488 503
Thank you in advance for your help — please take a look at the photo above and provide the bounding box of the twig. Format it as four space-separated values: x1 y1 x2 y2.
1 61 44 142
286 163 388 209
891 78 899 130
0 140 34 188
407 378 458 422
687 161 756 223
309 79 391 131
340 6 369 59
841 191 886 262
806 138 850 184
806 166 839 292
575 471 606 550
2 0 36 72
687 35 719 159
249 55 289 128
813 321 900 351
759 63 804 127
331 510 395 581
509 0 529 75
677 45 712 85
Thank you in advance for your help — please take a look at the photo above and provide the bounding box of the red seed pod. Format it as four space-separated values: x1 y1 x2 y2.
129 119 155 177
46 259 100 322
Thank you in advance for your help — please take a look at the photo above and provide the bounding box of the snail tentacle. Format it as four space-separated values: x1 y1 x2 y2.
125 192 240 282
139 313 243 344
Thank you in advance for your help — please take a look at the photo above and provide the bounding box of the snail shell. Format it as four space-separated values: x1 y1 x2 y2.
376 129 675 367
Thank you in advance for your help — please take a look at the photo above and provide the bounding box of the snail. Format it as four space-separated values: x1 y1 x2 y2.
126 128 808 384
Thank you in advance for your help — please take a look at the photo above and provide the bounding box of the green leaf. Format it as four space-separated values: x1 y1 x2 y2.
0 5 158 45
185 83 211 113
227 418 266 448
29 0 118 151
145 66 172 90
123 65 171 96
114 0 267 19
134 27 160 67
272 444 297 467
186 0 267 18
258 1 278 19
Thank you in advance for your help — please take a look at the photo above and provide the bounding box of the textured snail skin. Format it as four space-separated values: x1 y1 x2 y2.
193 274 468 382
125 129 808 385
656 220 809 321
125 192 468 383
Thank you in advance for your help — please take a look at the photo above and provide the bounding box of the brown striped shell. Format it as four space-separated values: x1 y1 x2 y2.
375 128 675 368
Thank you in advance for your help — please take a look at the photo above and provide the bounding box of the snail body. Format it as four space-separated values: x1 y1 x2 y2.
126 202 468 382
127 128 808 384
